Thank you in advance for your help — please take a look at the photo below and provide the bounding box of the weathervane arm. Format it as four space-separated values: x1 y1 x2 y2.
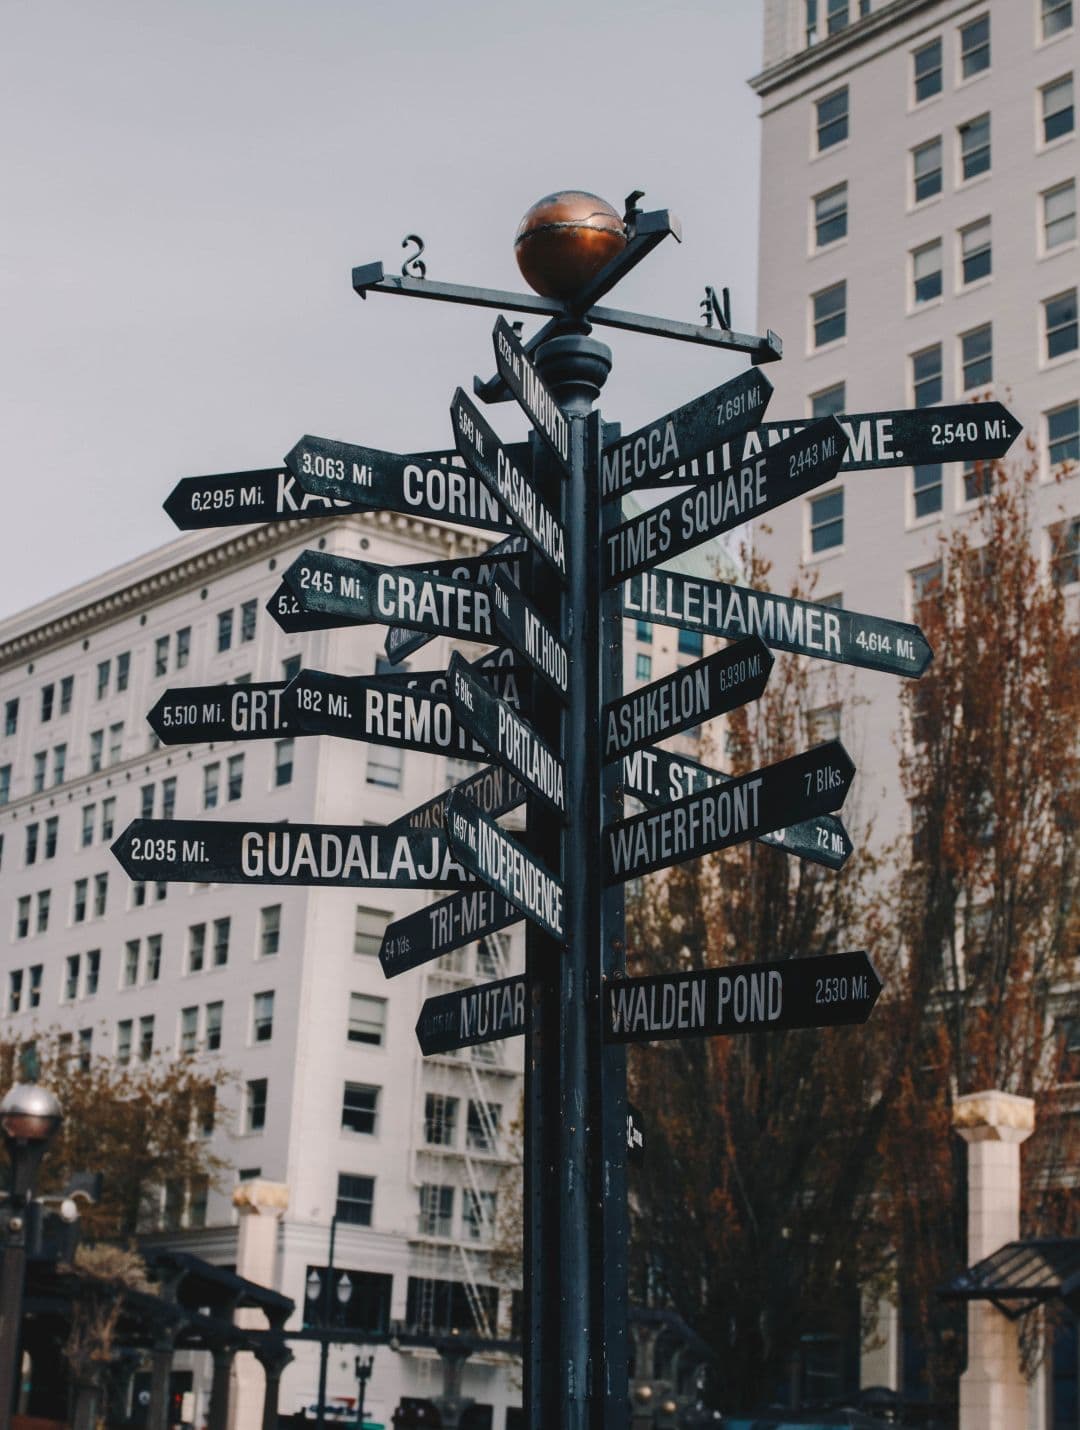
352 263 568 319
565 208 681 317
584 302 782 361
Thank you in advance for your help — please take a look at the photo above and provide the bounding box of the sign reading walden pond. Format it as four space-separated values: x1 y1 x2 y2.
116 199 1021 1423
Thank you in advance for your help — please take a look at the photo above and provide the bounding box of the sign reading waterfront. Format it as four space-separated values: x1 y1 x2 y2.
379 889 522 978
416 974 528 1055
444 789 566 941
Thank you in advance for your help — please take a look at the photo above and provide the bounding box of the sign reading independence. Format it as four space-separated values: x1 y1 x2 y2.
379 888 521 978
621 746 853 871
148 681 301 745
388 762 527 834
604 741 855 884
112 820 473 889
492 316 572 475
603 951 882 1044
444 789 565 941
491 569 569 701
624 569 932 679
603 634 772 763
603 417 847 588
416 974 528 1055
600 367 773 498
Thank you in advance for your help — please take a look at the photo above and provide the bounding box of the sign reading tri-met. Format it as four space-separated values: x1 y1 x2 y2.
379 888 521 978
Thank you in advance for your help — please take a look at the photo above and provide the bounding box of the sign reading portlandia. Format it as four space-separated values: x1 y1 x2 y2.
492 316 572 475
387 763 527 834
452 387 568 578
444 789 565 941
624 569 932 679
491 569 568 700
603 416 847 587
600 367 774 499
112 820 473 889
148 681 302 745
379 888 521 978
620 746 853 871
604 402 1023 493
603 635 772 763
604 740 856 884
416 973 528 1055
448 653 566 820
603 951 882 1044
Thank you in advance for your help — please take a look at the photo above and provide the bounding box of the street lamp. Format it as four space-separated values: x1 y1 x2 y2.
353 1352 373 1430
0 1083 62 1430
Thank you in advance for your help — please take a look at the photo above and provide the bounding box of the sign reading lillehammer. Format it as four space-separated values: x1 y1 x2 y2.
113 192 1021 1430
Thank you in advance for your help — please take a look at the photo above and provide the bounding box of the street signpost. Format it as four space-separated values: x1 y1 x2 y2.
443 788 565 941
603 951 882 1044
378 889 521 978
416 973 528 1056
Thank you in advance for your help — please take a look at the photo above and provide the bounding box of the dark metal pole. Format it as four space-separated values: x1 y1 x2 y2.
315 1214 338 1430
0 1228 27 1430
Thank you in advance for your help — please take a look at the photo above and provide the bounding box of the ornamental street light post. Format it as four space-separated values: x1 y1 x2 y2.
353 1353 373 1430
308 1216 354 1429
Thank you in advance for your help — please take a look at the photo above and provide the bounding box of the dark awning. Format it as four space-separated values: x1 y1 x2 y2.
939 1238 1080 1320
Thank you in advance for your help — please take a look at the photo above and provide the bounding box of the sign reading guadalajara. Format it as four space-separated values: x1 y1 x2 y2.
379 888 522 978
416 974 528 1056
492 316 572 476
444 790 565 942
111 819 473 890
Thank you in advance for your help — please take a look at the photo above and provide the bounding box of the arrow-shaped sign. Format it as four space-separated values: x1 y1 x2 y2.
492 316 573 475
604 740 855 884
111 819 473 890
603 417 847 588
600 367 774 500
387 763 527 834
444 789 565 941
603 635 772 763
620 746 853 871
163 467 357 531
448 652 566 821
416 974 528 1056
491 569 568 701
624 569 933 679
384 534 530 663
147 681 303 745
379 889 522 978
603 951 882 1044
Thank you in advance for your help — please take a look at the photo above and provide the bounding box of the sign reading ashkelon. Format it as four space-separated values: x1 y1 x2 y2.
416 974 528 1055
445 789 565 941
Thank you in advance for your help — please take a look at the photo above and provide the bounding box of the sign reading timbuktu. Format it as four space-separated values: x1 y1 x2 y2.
379 889 521 978
416 974 528 1055
492 316 573 475
603 951 882 1044
444 789 565 941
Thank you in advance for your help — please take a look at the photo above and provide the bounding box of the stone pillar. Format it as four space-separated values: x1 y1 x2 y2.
953 1089 1035 1430
228 1180 289 1430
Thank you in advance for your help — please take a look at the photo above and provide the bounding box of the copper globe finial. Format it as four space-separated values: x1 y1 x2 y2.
514 191 627 300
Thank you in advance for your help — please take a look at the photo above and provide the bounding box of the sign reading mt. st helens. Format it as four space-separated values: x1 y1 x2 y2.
603 635 773 763
603 951 882 1044
604 740 855 884
148 681 303 745
624 569 933 679
444 789 566 942
600 367 774 499
379 888 521 978
416 973 528 1056
492 316 573 475
603 417 847 588
112 820 474 890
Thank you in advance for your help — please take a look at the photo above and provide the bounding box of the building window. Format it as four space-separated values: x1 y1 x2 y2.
85 950 100 997
806 0 819 44
188 922 206 974
139 1015 155 1061
217 610 233 652
205 1001 223 1051
32 751 46 793
44 817 57 860
912 239 942 304
146 934 162 983
463 1188 496 1242
115 652 130 691
160 777 177 821
1042 75 1075 143
336 1173 374 1226
1044 181 1077 251
252 990 275 1043
4 698 18 736
1042 0 1073 39
78 1026 93 1066
154 636 169 677
116 1020 133 1065
365 745 403 789
911 561 943 617
826 0 849 34
960 218 991 284
8 971 22 1015
138 784 153 819
123 939 140 987
101 798 115 841
1051 517 1080 587
963 461 990 503
203 763 220 810
28 966 42 1008
424 1093 459 1146
348 994 387 1046
240 599 257 643
64 954 80 1002
913 37 942 102
678 628 704 657
913 465 943 518
15 896 30 940
354 906 388 957
1047 401 1080 466
274 739 294 787
342 1082 379 1134
812 282 846 347
807 704 842 745
1045 289 1079 359
73 878 88 923
25 823 38 866
40 684 54 722
811 383 845 418
176 627 191 669
813 183 848 247
912 137 943 202
282 653 301 682
635 654 652 681
635 620 652 644
108 722 123 765
213 916 230 967
227 754 244 801
52 744 66 786
816 87 849 150
36 890 50 934
912 344 943 406
58 675 73 715
959 14 990 78
419 1184 454 1237
96 660 111 699
93 872 108 917
961 324 993 389
466 1100 501 1154
959 114 990 180
809 489 844 553
0 766 10 806
245 1079 267 1133
260 905 281 958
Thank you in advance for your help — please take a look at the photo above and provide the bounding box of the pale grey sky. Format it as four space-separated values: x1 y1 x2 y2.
1 0 764 616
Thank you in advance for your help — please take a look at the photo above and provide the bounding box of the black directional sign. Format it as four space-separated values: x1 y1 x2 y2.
604 740 855 884
444 789 565 941
112 819 473 889
452 387 568 578
267 582 353 635
164 467 359 531
602 635 772 763
493 316 572 475
603 951 882 1044
388 763 527 834
148 681 305 745
600 368 774 500
448 653 566 820
282 552 496 644
624 568 933 679
379 888 522 978
283 668 485 760
491 569 568 701
620 746 853 871
284 436 517 536
416 974 528 1056
603 416 847 587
